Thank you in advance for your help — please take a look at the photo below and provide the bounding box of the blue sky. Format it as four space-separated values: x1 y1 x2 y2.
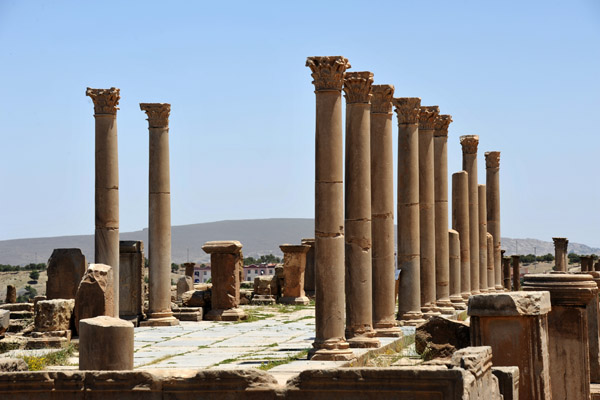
0 1 599 247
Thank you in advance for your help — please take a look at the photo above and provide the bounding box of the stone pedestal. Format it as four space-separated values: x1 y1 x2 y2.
486 233 495 291
393 97 425 326
119 241 145 325
469 291 552 400
202 241 247 321
86 87 120 317
485 152 503 291
79 316 133 370
370 85 402 337
502 257 511 290
448 230 467 310
5 285 16 304
139 103 178 327
460 135 480 295
511 256 520 291
306 56 353 360
523 273 597 400
581 256 594 272
184 262 195 278
452 171 471 300
477 185 488 292
46 249 86 300
301 238 316 296
552 237 568 272
279 244 310 305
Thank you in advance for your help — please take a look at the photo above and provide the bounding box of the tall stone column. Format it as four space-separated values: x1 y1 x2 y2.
511 255 520 291
306 56 353 360
460 135 480 295
86 87 121 317
553 237 568 272
418 105 441 316
343 71 379 348
452 171 471 300
433 114 454 314
139 103 178 327
370 85 402 337
477 184 488 292
393 98 424 326
502 256 511 290
485 151 502 291
448 229 466 309
486 233 495 291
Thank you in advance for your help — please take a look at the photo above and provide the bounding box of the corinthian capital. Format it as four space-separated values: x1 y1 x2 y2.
460 135 479 154
392 97 421 124
343 72 374 104
485 151 500 169
86 87 120 115
434 114 453 137
306 56 351 92
370 84 395 113
140 103 171 128
418 106 440 130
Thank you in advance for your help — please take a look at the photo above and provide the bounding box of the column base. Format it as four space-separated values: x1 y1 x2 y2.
449 295 468 310
435 299 456 315
479 288 489 293
251 295 276 305
495 284 505 291
397 310 426 326
205 307 247 321
373 320 403 337
471 289 481 295
279 296 310 305
140 315 179 327
309 338 354 361
421 303 442 318
347 335 381 348
461 292 471 300
486 287 496 293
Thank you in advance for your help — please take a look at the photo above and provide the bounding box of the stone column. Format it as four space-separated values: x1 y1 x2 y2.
343 71 379 348
511 255 520 291
301 238 316 296
485 151 502 291
448 229 467 309
392 97 424 326
119 241 145 325
502 257 512 290
184 262 195 278
452 171 471 300
460 135 480 295
370 85 402 336
79 316 134 370
500 249 506 288
433 114 454 314
478 184 488 292
139 103 178 327
86 87 120 317
486 233 495 291
306 56 353 360
5 285 16 303
523 273 597 399
582 256 593 272
202 241 247 321
279 244 310 305
469 291 552 400
552 237 568 272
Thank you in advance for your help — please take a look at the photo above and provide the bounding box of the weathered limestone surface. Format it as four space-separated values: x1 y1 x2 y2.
87 87 120 317
279 244 310 305
34 299 74 332
46 248 86 300
181 290 210 308
492 367 519 400
460 135 480 295
452 171 471 300
202 241 246 321
448 230 467 309
0 310 9 337
306 56 352 360
415 315 470 360
552 237 568 272
393 97 424 325
176 276 194 301
0 357 28 372
74 264 114 333
5 285 16 304
79 316 134 370
119 240 144 323
469 291 552 400
301 238 315 296
485 151 502 290
252 276 276 305
511 256 520 291
477 185 488 292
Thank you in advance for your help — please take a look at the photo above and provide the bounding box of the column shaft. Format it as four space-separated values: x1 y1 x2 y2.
502 257 511 289
511 255 521 291
448 229 466 309
486 233 495 291
485 152 502 290
477 184 488 292
452 171 471 299
553 237 568 272
460 135 480 294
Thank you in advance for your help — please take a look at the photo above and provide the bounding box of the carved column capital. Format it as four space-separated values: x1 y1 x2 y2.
460 135 479 154
306 56 351 92
418 106 440 130
485 151 501 169
370 84 394 113
86 87 120 115
434 114 453 137
392 97 421 124
140 103 171 128
343 71 374 104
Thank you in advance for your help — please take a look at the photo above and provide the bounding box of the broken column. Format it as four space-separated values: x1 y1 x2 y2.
460 135 480 295
433 114 454 314
524 273 597 399
448 229 467 309
581 256 593 272
184 262 195 278
393 97 424 326
486 233 495 291
306 56 352 360
502 257 512 290
469 291 552 400
301 238 316 296
139 103 178 327
452 171 471 300
86 87 120 317
79 316 134 370
279 244 310 305
74 264 114 333
418 105 441 316
485 151 503 291
46 249 86 300
5 285 16 304
552 237 568 272
478 184 488 292
343 71 379 348
202 241 247 321
511 255 520 291
119 241 145 325
370 84 402 336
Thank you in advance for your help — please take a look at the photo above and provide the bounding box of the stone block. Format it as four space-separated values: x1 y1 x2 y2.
254 276 273 296
74 264 114 334
415 315 470 360
9 310 34 319
176 276 194 300
0 303 34 312
181 290 211 308
79 316 134 370
34 299 75 332
492 366 519 400
0 357 28 372
173 307 203 321
46 248 86 300
0 309 8 337
119 240 145 322
5 285 16 303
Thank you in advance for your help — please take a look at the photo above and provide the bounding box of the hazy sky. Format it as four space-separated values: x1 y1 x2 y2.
1 1 599 247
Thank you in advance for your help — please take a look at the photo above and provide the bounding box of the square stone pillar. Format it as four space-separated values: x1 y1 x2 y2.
523 273 597 400
119 241 145 325
279 244 310 305
468 291 552 400
301 238 315 296
46 248 86 300
202 241 247 321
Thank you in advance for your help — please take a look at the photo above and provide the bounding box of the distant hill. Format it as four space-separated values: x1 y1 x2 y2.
0 218 597 265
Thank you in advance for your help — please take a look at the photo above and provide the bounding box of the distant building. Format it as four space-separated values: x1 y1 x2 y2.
192 264 212 283
243 263 277 281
